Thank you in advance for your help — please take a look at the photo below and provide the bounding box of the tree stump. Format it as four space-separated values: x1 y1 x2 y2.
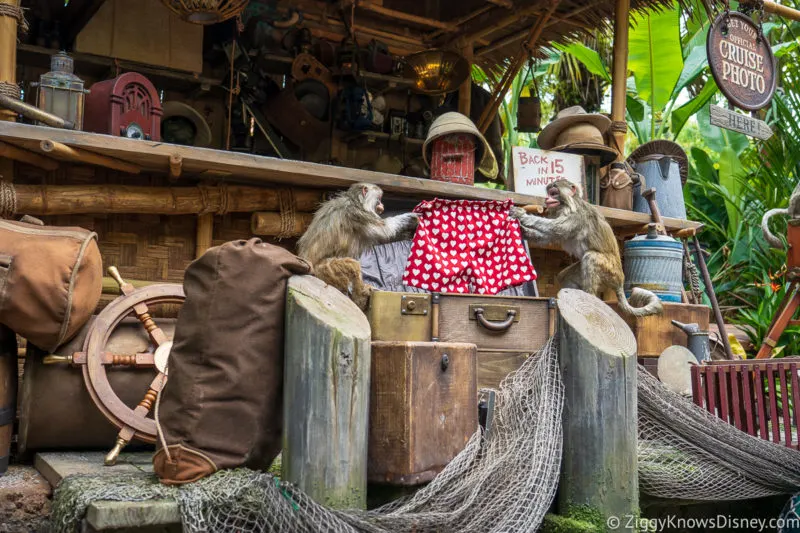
557 288 638 530
282 275 372 510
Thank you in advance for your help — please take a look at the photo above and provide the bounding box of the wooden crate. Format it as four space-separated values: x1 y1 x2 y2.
610 301 710 357
368 341 477 486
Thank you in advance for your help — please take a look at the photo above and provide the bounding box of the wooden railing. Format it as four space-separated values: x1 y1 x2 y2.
691 359 800 449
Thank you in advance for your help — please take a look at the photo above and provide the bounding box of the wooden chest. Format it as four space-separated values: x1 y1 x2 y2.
610 301 710 357
368 341 477 486
368 292 556 389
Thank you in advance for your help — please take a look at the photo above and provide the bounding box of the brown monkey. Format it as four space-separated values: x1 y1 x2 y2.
297 182 418 310
511 179 662 317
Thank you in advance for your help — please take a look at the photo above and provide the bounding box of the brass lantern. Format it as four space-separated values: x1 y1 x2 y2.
31 51 88 130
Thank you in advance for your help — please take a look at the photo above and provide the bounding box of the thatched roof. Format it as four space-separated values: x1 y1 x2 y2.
282 0 688 75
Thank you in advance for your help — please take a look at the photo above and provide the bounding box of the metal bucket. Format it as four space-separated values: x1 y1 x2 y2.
632 157 687 219
624 225 684 302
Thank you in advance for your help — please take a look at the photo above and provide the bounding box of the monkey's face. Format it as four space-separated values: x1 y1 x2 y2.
545 180 578 216
361 185 384 215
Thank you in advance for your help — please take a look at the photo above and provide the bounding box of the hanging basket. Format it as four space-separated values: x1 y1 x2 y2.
160 0 250 25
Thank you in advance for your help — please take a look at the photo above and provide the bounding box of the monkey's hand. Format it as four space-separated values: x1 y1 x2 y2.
510 206 527 220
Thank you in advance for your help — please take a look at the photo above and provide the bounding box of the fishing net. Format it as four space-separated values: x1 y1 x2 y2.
637 365 800 501
47 336 565 533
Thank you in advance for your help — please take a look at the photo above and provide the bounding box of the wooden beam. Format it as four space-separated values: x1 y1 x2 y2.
426 5 494 41
610 0 630 161
302 13 426 46
486 0 513 7
458 41 474 116
38 140 141 174
459 4 542 45
0 141 58 171
0 121 702 233
303 24 423 54
354 0 459 31
763 1 800 21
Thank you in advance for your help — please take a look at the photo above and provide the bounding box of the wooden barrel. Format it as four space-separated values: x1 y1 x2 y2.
0 325 17 474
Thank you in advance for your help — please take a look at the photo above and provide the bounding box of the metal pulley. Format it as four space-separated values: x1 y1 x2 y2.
44 266 185 465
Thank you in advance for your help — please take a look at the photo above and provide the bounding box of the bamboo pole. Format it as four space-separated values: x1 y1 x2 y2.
459 4 543 45
763 1 800 21
195 213 214 258
610 0 630 162
476 0 561 134
458 41 474 117
39 140 142 174
251 211 314 237
9 183 324 215
302 12 426 46
354 1 458 31
0 141 58 170
426 5 493 41
0 0 19 183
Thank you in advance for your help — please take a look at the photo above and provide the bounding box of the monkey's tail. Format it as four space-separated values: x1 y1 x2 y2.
615 286 663 318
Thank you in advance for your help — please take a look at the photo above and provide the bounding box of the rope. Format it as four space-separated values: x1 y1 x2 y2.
275 188 296 240
0 181 16 220
609 120 628 134
216 183 229 216
196 185 213 215
0 81 20 100
682 239 703 304
0 3 28 33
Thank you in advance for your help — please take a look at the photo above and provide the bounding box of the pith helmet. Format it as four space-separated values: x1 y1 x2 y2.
422 112 499 180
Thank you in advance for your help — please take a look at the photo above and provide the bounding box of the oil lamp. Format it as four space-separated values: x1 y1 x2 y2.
31 51 88 130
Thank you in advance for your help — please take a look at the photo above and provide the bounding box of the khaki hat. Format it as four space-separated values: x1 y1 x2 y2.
161 101 213 147
422 112 499 180
537 105 617 166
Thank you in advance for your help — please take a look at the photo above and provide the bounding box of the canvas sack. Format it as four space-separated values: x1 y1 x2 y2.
153 238 312 485
0 218 102 352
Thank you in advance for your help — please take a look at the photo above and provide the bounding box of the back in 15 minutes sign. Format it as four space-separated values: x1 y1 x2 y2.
511 146 585 199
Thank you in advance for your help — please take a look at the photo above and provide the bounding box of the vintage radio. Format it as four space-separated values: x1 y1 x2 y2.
368 341 477 485
83 72 163 140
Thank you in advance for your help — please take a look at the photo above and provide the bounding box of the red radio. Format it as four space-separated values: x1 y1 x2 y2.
84 72 162 141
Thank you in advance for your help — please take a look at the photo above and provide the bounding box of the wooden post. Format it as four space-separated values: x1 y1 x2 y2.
39 140 141 174
458 41 473 117
610 0 630 161
763 1 800 21
0 0 19 183
195 214 213 258
283 275 371 509
557 288 638 529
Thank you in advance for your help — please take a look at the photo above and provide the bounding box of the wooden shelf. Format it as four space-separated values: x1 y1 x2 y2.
0 121 702 234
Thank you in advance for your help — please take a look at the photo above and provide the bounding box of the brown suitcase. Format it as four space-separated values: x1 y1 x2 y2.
369 291 556 389
17 316 176 456
368 341 477 486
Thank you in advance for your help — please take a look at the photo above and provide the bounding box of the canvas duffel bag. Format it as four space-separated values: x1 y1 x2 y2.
153 238 312 485
0 218 102 352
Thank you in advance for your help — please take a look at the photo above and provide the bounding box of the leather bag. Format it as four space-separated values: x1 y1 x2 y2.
0 218 102 352
600 163 641 211
153 238 312 485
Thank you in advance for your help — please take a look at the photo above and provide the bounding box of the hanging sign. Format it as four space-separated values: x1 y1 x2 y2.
511 147 586 199
709 104 773 140
707 11 777 111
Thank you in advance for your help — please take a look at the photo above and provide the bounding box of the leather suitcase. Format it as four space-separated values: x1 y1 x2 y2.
368 341 477 486
17 316 175 456
369 291 555 389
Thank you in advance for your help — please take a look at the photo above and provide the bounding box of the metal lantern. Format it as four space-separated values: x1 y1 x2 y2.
160 0 250 25
31 51 88 130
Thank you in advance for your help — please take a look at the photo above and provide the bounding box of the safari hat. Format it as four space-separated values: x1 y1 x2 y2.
422 112 499 180
161 101 213 147
537 105 617 166
628 139 688 186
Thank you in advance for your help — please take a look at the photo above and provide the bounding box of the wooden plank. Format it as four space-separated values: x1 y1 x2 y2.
730 365 743 432
755 367 769 440
706 366 717 418
779 362 792 447
86 500 180 530
709 104 773 141
477 351 530 390
0 122 702 233
34 451 154 487
282 275 371 510
767 367 781 443
557 288 638 528
691 365 702 406
718 366 730 424
742 365 756 436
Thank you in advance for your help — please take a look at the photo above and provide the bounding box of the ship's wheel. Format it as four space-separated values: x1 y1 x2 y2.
44 266 185 465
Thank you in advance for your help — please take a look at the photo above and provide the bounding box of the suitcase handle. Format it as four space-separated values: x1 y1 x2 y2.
473 307 517 331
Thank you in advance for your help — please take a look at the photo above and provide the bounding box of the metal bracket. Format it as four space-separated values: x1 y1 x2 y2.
400 294 430 316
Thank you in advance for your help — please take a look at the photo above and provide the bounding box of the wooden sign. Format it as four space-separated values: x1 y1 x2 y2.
511 146 586 199
709 104 773 140
707 11 777 111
